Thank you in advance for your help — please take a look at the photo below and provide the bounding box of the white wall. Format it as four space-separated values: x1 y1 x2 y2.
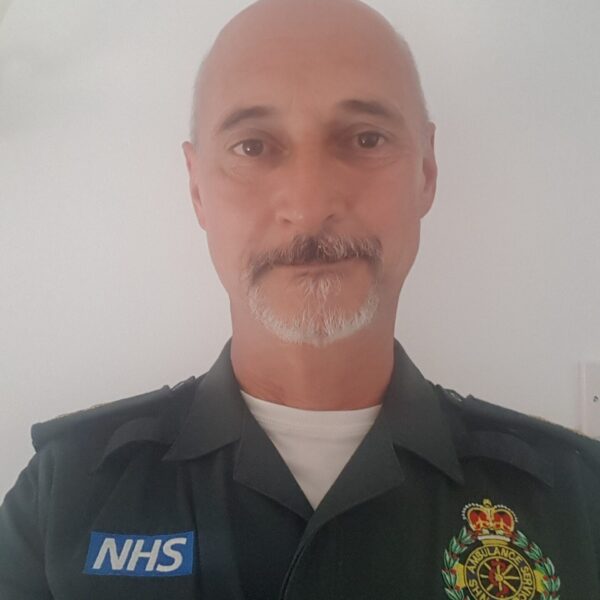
1 0 599 499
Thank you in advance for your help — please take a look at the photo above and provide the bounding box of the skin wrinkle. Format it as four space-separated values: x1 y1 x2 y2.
190 0 430 148
190 31 430 149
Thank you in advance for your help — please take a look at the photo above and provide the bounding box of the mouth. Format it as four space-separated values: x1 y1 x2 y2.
249 256 369 286
286 257 357 269
283 258 362 277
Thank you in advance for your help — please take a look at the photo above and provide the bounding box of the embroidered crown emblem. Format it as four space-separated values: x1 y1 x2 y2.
463 499 516 540
442 498 560 600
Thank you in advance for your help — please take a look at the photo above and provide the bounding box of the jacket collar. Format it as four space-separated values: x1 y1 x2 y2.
382 341 464 485
297 341 464 536
162 341 244 461
163 340 313 519
95 338 463 522
163 339 463 483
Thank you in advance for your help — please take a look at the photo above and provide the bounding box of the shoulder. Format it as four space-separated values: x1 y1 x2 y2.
436 386 600 474
31 376 200 453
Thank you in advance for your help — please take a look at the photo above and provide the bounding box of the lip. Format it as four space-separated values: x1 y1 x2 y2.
285 258 359 274
290 262 335 268
288 259 350 267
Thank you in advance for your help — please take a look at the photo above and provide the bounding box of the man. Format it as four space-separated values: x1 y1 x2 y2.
1 0 599 598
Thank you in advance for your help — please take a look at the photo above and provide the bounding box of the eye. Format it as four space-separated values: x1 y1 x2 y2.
354 131 386 149
231 139 266 157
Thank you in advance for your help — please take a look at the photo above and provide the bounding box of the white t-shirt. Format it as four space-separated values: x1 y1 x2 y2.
240 390 382 509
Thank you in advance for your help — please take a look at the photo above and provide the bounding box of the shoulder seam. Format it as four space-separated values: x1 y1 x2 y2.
30 377 198 452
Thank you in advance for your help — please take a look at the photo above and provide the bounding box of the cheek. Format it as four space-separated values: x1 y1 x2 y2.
199 166 270 290
204 223 239 292
200 160 274 224
356 164 420 232
204 160 270 198
355 168 422 278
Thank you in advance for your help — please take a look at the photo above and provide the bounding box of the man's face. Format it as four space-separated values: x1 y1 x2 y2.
184 0 437 346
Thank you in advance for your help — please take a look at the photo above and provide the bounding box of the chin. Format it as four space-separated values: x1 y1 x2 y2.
247 281 380 348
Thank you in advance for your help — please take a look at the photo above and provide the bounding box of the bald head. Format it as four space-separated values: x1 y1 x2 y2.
189 0 429 147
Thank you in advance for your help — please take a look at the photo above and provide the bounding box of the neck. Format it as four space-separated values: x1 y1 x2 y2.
230 318 395 411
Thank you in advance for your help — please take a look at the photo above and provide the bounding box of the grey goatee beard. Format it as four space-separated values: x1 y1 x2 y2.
243 234 383 348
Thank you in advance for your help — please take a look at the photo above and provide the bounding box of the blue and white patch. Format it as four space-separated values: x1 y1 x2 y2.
83 531 195 577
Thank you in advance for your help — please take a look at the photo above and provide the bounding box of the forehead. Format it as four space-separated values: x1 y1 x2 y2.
213 52 404 114
195 6 420 137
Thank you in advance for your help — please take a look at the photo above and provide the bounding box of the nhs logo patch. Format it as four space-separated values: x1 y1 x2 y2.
83 531 194 577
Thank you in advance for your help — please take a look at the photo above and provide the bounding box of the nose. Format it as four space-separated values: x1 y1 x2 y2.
273 146 348 232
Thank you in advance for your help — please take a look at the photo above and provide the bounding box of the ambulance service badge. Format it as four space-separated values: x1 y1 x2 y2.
442 498 560 600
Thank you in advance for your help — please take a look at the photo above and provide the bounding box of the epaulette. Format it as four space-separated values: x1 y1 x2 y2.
31 376 198 452
439 387 600 469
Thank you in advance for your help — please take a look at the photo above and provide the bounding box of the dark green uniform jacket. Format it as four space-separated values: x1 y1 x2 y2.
1 340 599 599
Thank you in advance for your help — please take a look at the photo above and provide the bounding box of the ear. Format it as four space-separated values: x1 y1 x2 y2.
182 141 207 230
417 122 438 218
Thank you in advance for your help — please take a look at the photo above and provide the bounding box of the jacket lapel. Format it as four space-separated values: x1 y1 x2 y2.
300 340 464 540
164 340 312 521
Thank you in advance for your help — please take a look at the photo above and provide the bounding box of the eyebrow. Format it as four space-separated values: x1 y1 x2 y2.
214 98 405 135
335 98 404 124
216 106 277 134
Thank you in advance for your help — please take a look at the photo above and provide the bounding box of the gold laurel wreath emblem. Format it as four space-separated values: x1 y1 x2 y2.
441 500 561 600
